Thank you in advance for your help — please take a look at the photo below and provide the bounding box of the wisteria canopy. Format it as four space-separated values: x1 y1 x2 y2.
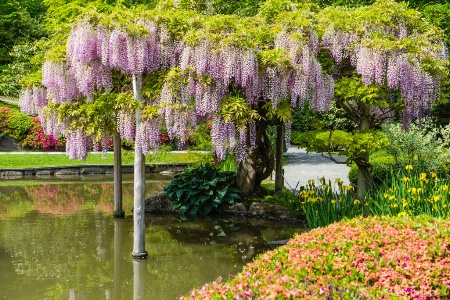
18 0 447 161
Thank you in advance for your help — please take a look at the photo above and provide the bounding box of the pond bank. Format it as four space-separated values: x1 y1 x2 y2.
0 163 191 178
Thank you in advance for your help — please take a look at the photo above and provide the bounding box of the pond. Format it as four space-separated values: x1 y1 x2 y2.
0 174 306 299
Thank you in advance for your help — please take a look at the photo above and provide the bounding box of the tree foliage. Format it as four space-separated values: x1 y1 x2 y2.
14 0 448 198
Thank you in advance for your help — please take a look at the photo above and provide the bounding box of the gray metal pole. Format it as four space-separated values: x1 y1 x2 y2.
113 133 124 218
132 74 148 259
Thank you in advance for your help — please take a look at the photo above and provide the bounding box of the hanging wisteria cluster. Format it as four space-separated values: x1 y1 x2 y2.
19 87 48 116
160 23 335 161
65 129 92 160
320 3 447 127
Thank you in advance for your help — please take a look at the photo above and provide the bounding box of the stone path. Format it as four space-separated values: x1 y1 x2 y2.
283 146 350 191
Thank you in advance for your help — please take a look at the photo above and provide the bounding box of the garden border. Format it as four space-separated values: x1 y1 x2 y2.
0 163 192 178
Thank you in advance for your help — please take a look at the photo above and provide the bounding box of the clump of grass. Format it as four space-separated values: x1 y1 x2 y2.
368 164 450 219
182 215 450 299
298 177 361 229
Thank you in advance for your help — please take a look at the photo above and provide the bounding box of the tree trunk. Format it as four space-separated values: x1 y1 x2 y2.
356 112 374 199
132 74 148 259
237 121 274 197
275 124 283 193
113 133 124 218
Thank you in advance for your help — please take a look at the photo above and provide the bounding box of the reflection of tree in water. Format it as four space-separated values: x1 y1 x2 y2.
0 179 170 218
0 210 115 299
29 184 84 215
0 189 33 218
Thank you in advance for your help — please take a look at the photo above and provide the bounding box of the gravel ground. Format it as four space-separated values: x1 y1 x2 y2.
283 146 350 191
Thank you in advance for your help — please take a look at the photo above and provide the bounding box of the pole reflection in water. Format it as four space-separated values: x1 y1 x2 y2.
113 218 124 300
133 259 146 300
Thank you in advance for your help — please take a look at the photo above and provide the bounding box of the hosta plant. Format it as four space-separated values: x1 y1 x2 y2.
164 163 240 215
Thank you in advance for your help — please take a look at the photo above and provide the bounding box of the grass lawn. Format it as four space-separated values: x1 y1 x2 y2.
0 100 19 111
0 151 214 169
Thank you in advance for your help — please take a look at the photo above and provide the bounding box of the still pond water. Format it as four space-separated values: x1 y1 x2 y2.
0 174 306 300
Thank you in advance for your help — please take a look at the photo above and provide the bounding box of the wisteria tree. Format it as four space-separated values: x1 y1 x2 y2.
19 0 334 256
316 0 447 198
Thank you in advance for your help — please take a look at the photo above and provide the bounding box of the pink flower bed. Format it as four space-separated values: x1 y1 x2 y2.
182 216 450 299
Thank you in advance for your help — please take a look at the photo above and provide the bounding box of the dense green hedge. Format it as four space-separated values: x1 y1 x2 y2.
0 107 33 140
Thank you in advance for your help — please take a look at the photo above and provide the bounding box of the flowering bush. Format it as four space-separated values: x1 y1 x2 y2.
20 117 64 151
187 117 212 151
182 216 450 299
368 165 450 219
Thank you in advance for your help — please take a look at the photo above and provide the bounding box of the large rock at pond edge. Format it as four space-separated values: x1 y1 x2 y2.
248 202 293 220
222 203 247 215
0 171 23 178
145 191 174 213
55 169 80 176
80 167 106 175
0 136 20 150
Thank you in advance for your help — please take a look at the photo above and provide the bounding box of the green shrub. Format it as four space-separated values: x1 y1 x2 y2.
0 107 33 140
293 129 349 152
187 117 212 151
164 163 240 215
382 121 450 175
348 153 395 186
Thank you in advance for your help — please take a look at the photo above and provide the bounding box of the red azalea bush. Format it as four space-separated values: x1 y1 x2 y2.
182 216 450 299
20 117 65 151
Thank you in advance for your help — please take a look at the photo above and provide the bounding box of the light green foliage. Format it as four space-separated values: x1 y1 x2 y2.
220 95 261 130
257 0 297 22
55 93 124 140
296 128 387 164
164 163 240 215
262 100 292 124
335 76 388 108
382 121 450 175
298 177 361 229
294 130 349 152
344 131 389 163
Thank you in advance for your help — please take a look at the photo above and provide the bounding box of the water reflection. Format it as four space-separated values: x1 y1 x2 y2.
0 176 306 299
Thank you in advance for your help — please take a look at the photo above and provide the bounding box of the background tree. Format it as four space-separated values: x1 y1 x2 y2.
315 0 447 197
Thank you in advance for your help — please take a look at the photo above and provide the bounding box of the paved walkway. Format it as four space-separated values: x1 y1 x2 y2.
0 96 19 106
283 146 350 191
